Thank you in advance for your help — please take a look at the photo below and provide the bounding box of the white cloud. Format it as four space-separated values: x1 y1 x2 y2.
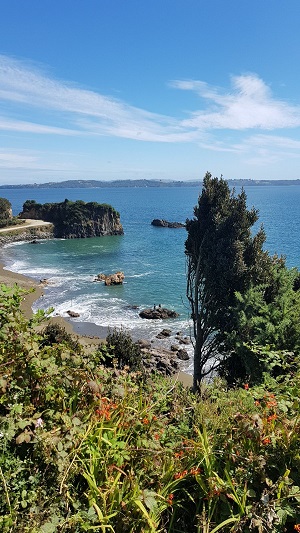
1 54 300 168
0 117 82 136
0 55 193 142
172 74 300 130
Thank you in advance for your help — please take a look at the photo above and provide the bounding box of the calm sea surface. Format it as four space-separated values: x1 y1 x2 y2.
1 185 299 371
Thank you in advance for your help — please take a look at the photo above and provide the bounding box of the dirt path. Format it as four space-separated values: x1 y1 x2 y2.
0 219 52 233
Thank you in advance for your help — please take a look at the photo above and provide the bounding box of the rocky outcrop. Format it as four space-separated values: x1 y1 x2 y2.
140 346 180 376
20 199 123 238
151 219 185 228
156 329 172 338
139 307 179 319
94 271 124 285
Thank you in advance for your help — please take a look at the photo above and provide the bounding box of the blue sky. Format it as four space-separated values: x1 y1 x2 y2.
1 0 300 184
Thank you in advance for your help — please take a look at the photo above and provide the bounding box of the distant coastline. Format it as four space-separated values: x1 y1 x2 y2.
1 178 300 189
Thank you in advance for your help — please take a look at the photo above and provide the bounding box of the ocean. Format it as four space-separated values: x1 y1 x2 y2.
1 184 299 373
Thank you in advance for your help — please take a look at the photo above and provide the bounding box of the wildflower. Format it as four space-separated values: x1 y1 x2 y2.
166 493 174 506
174 470 188 480
35 418 43 428
190 467 201 476
255 400 260 406
294 525 300 532
142 417 150 425
262 437 271 445
244 383 249 390
174 451 184 459
154 433 160 440
266 400 277 409
267 413 277 423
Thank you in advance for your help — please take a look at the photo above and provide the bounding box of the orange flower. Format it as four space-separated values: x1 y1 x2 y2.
154 432 160 440
266 401 277 409
244 383 249 390
262 437 271 446
255 400 260 406
267 413 277 423
166 493 174 505
174 470 188 480
142 417 150 425
174 451 184 459
190 467 201 476
294 525 300 532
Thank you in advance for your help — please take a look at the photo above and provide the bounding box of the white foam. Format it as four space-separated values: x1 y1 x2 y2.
126 271 153 278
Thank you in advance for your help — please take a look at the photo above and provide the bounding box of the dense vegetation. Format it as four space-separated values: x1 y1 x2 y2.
20 199 123 238
1 284 300 532
186 173 300 389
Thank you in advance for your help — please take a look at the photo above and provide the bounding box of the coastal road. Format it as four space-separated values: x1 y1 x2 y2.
0 219 52 233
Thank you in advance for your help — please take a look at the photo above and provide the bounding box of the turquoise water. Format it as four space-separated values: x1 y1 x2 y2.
1 184 299 369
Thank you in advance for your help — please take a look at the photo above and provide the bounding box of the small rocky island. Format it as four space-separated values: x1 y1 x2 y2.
20 199 123 238
151 219 185 228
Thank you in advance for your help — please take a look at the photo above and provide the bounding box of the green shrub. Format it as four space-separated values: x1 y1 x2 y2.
1 284 300 532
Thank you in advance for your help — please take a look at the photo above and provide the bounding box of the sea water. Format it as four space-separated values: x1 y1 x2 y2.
1 184 299 372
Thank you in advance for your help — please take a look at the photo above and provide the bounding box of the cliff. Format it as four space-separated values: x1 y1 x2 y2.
20 199 123 238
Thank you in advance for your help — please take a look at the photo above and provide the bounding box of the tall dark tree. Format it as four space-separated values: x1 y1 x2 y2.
185 172 267 389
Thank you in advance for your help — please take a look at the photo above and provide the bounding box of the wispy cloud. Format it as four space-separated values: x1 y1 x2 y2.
0 55 193 142
172 75 300 130
1 55 300 166
0 117 82 136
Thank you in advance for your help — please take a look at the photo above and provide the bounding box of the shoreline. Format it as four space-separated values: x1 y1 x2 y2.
0 261 193 386
0 261 105 350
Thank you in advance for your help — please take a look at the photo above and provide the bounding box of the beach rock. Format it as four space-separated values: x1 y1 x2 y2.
95 271 124 285
139 307 179 319
178 337 191 345
136 339 152 349
151 219 185 228
177 349 189 361
156 328 172 339
67 310 80 318
140 346 180 376
170 344 180 351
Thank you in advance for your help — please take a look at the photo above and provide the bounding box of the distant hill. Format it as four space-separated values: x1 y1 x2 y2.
1 178 300 189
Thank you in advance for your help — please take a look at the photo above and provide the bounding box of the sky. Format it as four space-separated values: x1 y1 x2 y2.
1 0 300 184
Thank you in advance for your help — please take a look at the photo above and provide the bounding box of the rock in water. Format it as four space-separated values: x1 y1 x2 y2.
94 271 124 285
151 219 185 228
139 307 179 319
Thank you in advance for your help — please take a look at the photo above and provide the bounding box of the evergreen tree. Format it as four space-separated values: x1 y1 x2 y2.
185 172 267 389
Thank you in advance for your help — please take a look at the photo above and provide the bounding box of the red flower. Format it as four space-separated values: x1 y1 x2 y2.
244 383 249 390
262 437 271 446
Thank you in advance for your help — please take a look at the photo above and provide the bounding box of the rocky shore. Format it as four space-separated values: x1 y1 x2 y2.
0 225 54 247
0 228 193 385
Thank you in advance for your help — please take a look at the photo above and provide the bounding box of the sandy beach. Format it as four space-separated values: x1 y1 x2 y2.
0 261 104 351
